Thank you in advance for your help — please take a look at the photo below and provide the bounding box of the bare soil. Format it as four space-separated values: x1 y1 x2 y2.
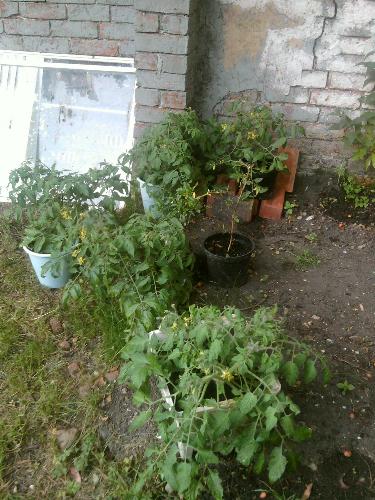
184 199 375 499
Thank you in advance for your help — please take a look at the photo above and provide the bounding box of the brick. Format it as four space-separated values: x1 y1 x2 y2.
259 187 286 221
70 38 119 56
160 14 188 35
51 20 97 38
0 34 23 50
48 0 95 3
310 89 361 109
259 147 299 220
135 104 173 123
111 6 135 23
300 70 327 88
23 35 69 52
329 72 370 91
271 104 320 123
159 53 187 74
135 32 188 54
98 0 133 4
279 147 299 193
47 0 95 4
119 39 134 56
318 107 361 124
135 52 158 70
160 90 186 109
67 5 109 21
135 87 160 106
99 22 134 40
266 86 309 104
303 123 345 141
340 36 373 56
0 2 19 17
19 2 66 19
4 18 50 36
135 11 158 32
133 121 150 139
206 194 258 223
317 53 366 74
134 0 190 15
137 70 186 91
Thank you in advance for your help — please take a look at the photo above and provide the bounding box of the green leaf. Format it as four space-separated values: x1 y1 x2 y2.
265 406 278 431
208 338 222 362
129 409 152 432
176 462 192 493
268 446 287 483
237 439 257 466
271 137 287 150
293 425 312 442
122 237 135 257
196 450 219 465
304 359 317 384
239 392 257 416
207 470 223 500
254 449 265 475
283 361 299 386
280 415 294 437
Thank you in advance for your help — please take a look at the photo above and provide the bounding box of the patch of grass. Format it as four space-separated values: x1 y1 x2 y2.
295 250 320 271
0 214 155 498
305 232 318 243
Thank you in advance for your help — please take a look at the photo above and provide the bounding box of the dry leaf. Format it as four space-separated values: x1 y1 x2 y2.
49 317 63 334
302 483 313 500
69 467 82 484
343 449 352 457
68 362 80 377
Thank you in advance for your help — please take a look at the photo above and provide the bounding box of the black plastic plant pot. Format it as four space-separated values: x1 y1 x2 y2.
203 232 255 288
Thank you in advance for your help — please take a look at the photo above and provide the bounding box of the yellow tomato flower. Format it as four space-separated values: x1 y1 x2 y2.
79 227 87 240
221 369 234 383
171 322 178 331
72 249 79 258
60 208 71 220
247 131 257 140
77 256 85 266
221 123 228 132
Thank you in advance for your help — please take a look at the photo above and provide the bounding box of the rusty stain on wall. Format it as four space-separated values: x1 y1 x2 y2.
223 3 302 69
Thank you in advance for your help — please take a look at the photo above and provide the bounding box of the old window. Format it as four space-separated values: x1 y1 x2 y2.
0 50 135 200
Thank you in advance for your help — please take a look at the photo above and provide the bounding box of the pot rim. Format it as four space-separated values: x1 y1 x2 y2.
203 232 255 261
23 245 53 258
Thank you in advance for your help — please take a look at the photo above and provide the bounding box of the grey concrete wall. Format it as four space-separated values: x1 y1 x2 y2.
0 0 135 56
195 0 375 169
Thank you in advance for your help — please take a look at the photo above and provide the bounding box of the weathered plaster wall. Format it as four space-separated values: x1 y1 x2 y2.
196 0 375 169
0 0 135 56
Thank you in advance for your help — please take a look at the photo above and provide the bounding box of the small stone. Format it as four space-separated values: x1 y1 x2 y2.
311 315 320 320
68 362 80 378
58 340 70 350
105 369 119 383
56 427 78 450
49 317 63 334
78 384 91 398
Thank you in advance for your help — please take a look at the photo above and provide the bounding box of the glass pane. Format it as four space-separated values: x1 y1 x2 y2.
0 52 135 201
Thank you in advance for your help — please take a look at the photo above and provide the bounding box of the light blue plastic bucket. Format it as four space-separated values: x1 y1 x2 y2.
23 246 71 289
137 178 160 216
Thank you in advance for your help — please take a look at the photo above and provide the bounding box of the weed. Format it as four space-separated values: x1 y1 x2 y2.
305 232 318 243
296 250 320 270
337 380 355 395
284 201 298 216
